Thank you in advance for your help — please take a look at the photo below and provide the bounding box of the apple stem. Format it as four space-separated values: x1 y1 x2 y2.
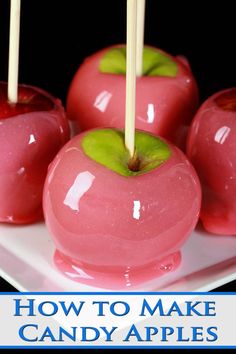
128 152 141 172
125 0 137 159
136 0 146 77
8 0 21 104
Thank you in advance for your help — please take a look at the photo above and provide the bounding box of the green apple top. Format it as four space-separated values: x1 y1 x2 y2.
82 129 171 177
99 46 178 77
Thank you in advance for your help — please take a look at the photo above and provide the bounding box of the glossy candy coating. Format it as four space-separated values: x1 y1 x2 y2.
67 46 199 149
187 88 236 235
43 128 201 289
0 82 69 224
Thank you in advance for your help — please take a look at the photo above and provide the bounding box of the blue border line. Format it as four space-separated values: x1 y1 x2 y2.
0 346 235 349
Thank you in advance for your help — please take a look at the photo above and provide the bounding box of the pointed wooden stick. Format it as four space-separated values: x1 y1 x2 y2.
136 0 146 76
125 0 137 158
8 0 21 103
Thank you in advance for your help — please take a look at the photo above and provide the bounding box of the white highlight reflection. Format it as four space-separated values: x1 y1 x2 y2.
17 167 25 175
28 134 36 144
66 265 94 279
133 200 141 220
214 126 231 145
63 171 95 212
94 90 112 112
147 103 155 123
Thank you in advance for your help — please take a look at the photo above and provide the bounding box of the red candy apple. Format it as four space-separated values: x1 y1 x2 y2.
0 82 69 224
43 128 201 289
187 88 236 235
67 46 199 149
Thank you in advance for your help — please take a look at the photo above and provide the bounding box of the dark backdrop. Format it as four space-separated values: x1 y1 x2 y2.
0 0 235 291
0 0 235 103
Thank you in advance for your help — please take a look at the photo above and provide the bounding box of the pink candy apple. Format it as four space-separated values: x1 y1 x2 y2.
0 82 69 224
187 88 236 235
43 128 201 289
67 45 199 149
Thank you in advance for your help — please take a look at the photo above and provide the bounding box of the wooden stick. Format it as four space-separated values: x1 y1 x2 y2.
136 0 146 76
8 0 21 103
125 0 137 158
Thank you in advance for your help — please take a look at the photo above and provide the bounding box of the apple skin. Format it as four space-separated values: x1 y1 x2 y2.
187 88 236 235
43 129 201 289
66 45 199 150
0 82 70 224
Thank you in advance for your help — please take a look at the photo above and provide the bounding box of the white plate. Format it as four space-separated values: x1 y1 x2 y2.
0 222 236 292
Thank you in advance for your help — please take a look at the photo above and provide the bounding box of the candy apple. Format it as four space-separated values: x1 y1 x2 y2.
67 46 199 149
43 128 201 289
187 88 236 235
0 82 69 224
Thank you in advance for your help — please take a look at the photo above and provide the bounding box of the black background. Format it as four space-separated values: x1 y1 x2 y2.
0 0 235 103
0 0 235 292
